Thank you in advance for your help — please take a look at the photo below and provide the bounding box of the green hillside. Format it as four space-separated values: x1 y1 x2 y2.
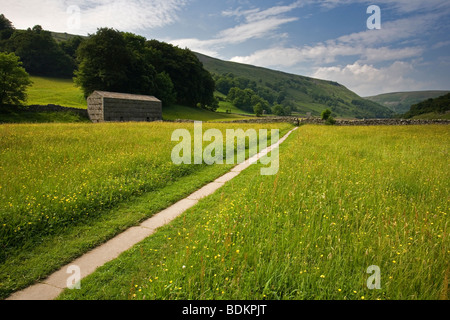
403 93 450 119
195 52 394 119
27 76 87 109
365 91 450 114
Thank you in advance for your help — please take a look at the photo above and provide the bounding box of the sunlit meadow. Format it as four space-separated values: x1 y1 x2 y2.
0 121 292 298
59 125 449 300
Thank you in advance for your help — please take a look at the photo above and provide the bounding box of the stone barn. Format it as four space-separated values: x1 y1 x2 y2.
87 91 162 123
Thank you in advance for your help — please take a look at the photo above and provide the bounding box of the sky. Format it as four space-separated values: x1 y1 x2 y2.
2 0 450 97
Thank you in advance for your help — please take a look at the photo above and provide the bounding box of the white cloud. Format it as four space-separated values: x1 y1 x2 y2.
223 0 305 22
311 61 424 96
230 44 423 67
1 0 187 34
318 0 450 13
169 1 302 56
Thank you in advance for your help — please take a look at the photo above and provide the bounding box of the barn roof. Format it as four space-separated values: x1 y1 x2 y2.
91 91 161 102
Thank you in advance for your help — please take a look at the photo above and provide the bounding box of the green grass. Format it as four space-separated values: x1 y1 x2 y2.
0 121 293 299
58 125 449 300
162 104 257 122
412 112 450 120
216 101 256 116
26 76 87 109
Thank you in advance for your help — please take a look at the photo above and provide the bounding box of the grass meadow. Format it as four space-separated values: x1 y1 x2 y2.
0 121 292 299
57 125 449 300
26 76 87 109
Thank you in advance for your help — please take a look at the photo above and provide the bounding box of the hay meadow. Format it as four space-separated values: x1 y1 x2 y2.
55 125 449 300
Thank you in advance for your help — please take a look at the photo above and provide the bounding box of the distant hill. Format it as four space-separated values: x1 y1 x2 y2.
402 93 450 119
195 52 393 119
365 91 450 114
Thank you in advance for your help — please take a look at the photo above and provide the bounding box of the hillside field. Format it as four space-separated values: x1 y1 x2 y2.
26 76 87 109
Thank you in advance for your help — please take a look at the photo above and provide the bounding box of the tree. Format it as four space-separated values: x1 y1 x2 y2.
254 103 263 117
321 109 332 120
60 36 85 60
0 14 14 41
155 71 176 106
0 52 32 105
145 39 215 108
75 28 147 97
5 26 75 77
272 104 286 116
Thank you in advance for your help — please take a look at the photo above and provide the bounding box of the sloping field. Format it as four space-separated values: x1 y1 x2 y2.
26 76 87 109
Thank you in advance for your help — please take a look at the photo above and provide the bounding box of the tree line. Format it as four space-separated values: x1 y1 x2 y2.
214 73 293 116
0 14 216 109
402 93 450 118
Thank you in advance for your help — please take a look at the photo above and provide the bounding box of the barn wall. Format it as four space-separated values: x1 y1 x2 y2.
103 98 162 122
87 94 104 123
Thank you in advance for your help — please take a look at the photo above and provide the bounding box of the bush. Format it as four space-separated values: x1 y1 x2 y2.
254 103 263 117
321 109 332 120
325 116 336 125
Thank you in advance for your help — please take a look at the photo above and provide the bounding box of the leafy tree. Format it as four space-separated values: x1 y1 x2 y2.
59 36 85 59
321 109 332 120
0 14 14 41
215 77 234 95
272 104 286 116
75 28 152 97
75 29 213 108
5 25 74 77
0 52 32 105
155 71 176 106
254 103 263 117
146 39 215 108
325 116 336 125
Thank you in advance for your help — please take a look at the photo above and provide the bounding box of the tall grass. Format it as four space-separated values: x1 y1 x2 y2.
0 122 290 255
26 76 87 109
59 125 449 300
0 122 292 298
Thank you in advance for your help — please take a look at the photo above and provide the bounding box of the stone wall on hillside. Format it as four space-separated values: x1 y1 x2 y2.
13 104 89 118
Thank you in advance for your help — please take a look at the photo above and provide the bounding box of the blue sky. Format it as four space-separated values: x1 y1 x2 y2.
3 0 450 96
